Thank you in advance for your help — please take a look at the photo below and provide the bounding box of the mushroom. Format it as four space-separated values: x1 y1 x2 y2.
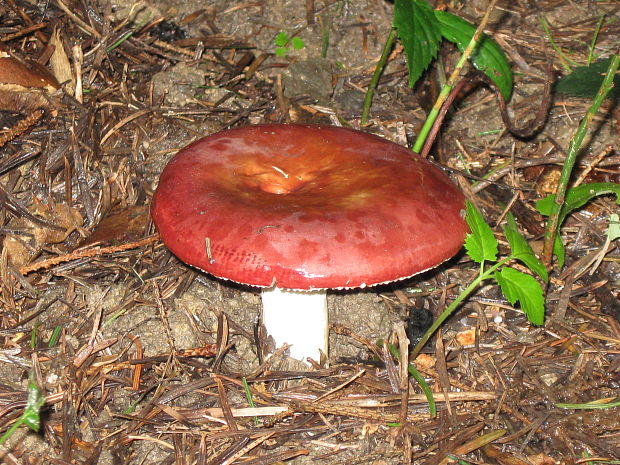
0 51 59 147
151 124 467 362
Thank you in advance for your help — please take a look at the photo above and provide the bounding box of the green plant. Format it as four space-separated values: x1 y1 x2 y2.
0 374 45 445
410 202 546 359
242 377 260 426
370 2 620 405
555 56 620 101
107 14 152 52
538 16 576 72
537 182 620 267
274 31 305 57
393 0 512 96
403 59 620 396
556 397 620 410
362 0 513 129
540 54 620 266
386 342 436 417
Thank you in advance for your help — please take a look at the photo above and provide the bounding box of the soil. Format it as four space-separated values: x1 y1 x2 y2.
1 0 620 464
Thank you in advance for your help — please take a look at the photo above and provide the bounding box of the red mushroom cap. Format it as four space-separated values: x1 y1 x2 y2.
151 124 467 290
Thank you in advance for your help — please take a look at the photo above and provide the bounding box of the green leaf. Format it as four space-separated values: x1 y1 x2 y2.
22 410 41 431
503 213 548 282
274 31 289 47
387 343 436 417
23 377 45 432
536 182 620 268
607 213 620 242
552 235 566 269
434 10 513 101
536 182 620 223
464 200 498 264
393 0 442 88
555 57 620 101
291 36 305 50
494 267 545 325
274 46 287 57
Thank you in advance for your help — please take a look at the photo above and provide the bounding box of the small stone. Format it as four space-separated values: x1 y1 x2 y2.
152 62 206 107
283 58 333 104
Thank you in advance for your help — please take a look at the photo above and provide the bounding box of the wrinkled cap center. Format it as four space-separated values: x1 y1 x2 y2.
244 160 318 195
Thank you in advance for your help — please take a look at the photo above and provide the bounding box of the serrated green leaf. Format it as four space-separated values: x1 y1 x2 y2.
504 213 548 282
393 0 442 88
464 200 498 264
274 32 289 47
494 267 545 325
434 10 513 101
291 36 305 50
555 57 620 100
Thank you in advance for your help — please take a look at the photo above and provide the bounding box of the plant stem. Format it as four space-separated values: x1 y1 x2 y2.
588 15 606 65
542 54 620 266
556 397 620 410
387 343 437 417
539 16 574 72
361 27 396 126
320 15 330 58
410 257 510 360
412 0 499 153
0 418 24 445
106 15 151 52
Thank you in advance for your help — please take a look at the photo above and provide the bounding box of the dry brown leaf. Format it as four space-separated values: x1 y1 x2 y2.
81 205 149 246
527 453 558 465
3 199 83 267
31 198 83 245
49 27 74 95
536 167 561 197
2 236 34 268
456 328 476 346
413 353 435 370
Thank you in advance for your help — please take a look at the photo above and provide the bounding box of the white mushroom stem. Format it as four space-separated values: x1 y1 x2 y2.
261 287 328 363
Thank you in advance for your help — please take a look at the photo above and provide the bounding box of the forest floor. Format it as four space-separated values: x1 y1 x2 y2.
0 0 619 464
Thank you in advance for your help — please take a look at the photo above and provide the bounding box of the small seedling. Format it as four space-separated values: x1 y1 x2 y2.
0 373 45 445
386 342 436 417
274 31 305 57
539 16 576 72
410 202 547 359
393 201 550 412
242 377 260 426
